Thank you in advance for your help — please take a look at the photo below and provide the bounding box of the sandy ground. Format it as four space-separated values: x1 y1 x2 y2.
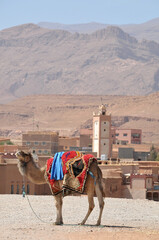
0 195 159 240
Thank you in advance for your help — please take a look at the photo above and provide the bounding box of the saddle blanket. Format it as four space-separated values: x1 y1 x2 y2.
46 151 96 195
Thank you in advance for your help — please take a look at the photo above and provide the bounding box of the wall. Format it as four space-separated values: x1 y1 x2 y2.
22 131 58 155
59 137 79 151
0 164 7 193
118 147 134 159
132 178 145 189
102 177 122 198
130 189 146 199
99 165 123 198
0 163 35 194
79 135 92 148
121 183 146 199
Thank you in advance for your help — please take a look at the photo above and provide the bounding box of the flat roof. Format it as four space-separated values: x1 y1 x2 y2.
23 131 58 135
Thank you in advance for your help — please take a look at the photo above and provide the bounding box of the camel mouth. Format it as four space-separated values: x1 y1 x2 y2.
16 151 24 159
15 150 21 157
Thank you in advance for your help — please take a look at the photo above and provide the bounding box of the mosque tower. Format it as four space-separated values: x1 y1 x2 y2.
92 104 111 159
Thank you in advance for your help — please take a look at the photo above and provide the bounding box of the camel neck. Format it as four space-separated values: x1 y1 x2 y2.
25 160 46 185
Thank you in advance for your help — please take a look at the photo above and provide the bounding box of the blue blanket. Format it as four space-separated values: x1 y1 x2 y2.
50 152 64 180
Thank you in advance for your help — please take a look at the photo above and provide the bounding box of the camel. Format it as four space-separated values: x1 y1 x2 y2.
16 150 105 226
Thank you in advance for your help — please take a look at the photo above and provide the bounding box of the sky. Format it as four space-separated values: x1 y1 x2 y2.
0 0 159 30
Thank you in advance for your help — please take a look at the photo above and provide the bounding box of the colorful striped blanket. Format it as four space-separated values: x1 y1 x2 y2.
46 151 96 195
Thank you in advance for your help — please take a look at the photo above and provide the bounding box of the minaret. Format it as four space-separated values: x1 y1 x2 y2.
92 104 111 159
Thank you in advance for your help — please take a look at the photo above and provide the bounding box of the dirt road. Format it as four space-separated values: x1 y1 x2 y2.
1 195 159 240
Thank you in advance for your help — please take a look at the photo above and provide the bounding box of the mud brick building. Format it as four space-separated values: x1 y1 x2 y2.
22 131 59 155
112 128 142 145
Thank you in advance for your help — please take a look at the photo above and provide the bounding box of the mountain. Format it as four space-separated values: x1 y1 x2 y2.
0 23 159 103
0 93 159 144
38 22 108 34
38 18 159 42
121 18 159 42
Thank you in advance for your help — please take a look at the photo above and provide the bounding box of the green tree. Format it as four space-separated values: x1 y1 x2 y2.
155 153 159 161
149 145 157 161
0 140 14 145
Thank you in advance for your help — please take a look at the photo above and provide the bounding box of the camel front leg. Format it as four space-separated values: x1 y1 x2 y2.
54 194 63 225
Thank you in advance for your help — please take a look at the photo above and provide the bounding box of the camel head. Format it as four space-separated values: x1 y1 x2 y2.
16 151 33 176
16 150 32 163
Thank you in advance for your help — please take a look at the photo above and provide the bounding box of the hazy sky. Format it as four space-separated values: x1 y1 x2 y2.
0 0 159 30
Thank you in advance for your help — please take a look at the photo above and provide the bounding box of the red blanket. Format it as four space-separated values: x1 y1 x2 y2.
46 151 96 195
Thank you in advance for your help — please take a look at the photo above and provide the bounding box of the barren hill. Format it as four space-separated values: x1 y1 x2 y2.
0 24 159 103
0 93 159 144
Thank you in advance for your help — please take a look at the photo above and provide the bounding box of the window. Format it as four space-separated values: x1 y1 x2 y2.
38 150 42 154
132 141 140 144
27 184 30 194
121 141 128 145
132 133 140 138
104 129 106 131
26 142 30 145
115 133 119 136
34 142 39 145
42 142 46 145
123 133 127 136
11 185 14 194
16 184 19 194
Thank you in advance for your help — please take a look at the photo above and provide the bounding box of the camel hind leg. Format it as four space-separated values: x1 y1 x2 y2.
79 162 104 225
95 180 104 226
79 179 104 226
79 192 95 225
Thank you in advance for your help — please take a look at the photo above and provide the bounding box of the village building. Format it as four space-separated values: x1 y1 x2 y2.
0 152 50 195
79 128 92 149
22 131 59 155
112 128 142 145
59 136 79 151
112 143 151 161
0 141 159 200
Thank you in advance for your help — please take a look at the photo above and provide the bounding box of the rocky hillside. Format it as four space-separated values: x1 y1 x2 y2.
0 24 159 103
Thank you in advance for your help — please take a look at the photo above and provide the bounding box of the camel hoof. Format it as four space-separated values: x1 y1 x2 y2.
78 221 85 225
53 221 63 225
95 221 100 226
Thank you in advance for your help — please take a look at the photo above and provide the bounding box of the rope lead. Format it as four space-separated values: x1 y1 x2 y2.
22 176 53 224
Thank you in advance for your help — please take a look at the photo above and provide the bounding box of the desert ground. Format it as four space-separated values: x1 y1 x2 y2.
0 195 159 240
